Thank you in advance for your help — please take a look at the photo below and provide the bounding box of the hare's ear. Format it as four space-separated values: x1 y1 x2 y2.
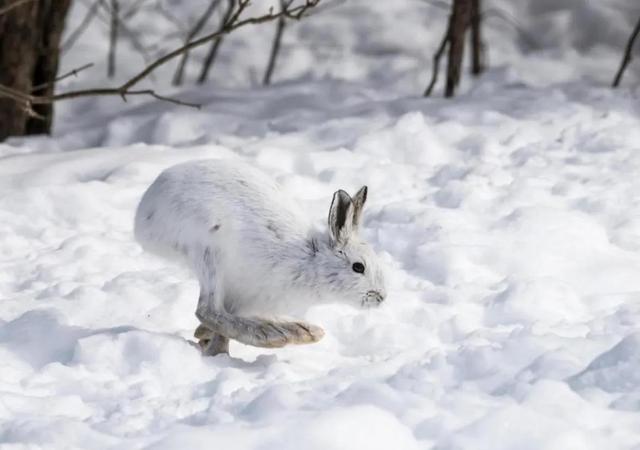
328 189 355 247
352 186 367 229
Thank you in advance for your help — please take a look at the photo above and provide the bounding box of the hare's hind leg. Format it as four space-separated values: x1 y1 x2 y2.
196 308 325 348
195 291 230 356
193 292 229 356
194 323 229 355
193 246 229 356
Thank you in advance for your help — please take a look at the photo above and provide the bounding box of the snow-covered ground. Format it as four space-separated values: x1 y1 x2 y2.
2 0 640 449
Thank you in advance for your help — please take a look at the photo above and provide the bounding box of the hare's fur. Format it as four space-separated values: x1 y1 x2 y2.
134 159 386 355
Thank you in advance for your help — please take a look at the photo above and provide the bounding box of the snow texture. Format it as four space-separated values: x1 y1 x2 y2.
1 0 640 449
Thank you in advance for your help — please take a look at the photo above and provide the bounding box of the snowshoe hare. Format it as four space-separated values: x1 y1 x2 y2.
134 159 386 356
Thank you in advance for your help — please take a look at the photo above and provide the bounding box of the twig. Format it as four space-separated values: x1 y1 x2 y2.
0 0 322 111
155 2 188 34
263 0 292 85
31 63 94 92
0 83 200 110
122 0 148 20
61 0 103 53
198 0 236 84
424 26 450 96
96 0 155 69
613 15 640 88
0 0 35 16
68 0 153 67
173 0 221 86
108 0 119 78
483 7 539 51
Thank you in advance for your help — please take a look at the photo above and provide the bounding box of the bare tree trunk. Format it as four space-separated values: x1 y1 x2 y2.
613 15 640 88
0 0 321 123
0 0 71 140
263 0 288 86
198 0 234 84
27 0 72 134
445 0 471 97
469 0 483 76
107 0 119 78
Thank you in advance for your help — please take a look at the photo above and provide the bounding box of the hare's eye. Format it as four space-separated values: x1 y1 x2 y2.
352 262 365 274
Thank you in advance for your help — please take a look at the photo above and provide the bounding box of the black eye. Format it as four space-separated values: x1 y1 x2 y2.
352 262 365 274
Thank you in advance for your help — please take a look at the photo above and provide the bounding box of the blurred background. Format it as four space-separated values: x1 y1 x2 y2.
1 0 639 144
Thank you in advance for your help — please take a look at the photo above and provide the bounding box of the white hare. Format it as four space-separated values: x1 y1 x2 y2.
134 159 386 355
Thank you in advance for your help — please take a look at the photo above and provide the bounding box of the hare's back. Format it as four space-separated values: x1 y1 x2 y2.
134 159 308 258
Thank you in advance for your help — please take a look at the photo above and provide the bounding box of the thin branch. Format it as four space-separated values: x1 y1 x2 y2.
122 0 149 20
0 83 200 110
96 0 155 71
173 0 222 86
263 0 292 85
61 0 103 53
108 0 119 78
483 7 539 51
0 0 35 16
613 15 640 88
424 27 450 96
68 0 153 67
198 0 236 84
0 0 322 111
154 2 188 34
31 63 94 92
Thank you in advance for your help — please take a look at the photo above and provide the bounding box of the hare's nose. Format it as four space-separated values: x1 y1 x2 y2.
366 290 384 304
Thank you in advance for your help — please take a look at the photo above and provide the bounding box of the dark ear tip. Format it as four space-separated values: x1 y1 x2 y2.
359 185 368 202
335 189 352 201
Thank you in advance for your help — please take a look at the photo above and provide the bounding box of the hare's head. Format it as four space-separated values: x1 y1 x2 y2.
316 186 386 308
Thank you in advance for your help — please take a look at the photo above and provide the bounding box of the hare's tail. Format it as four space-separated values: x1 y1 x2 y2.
195 309 324 348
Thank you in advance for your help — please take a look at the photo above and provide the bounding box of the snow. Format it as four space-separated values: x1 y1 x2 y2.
2 0 640 448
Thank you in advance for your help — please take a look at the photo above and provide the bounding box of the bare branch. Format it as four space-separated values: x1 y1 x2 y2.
424 28 450 96
31 63 94 92
108 0 119 78
0 0 322 110
154 1 188 34
263 0 293 85
198 0 236 84
482 7 539 51
0 83 200 109
61 0 104 53
613 15 640 88
94 0 156 72
122 0 149 20
173 0 222 86
0 0 35 16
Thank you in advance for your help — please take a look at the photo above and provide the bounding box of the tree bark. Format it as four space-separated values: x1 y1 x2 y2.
0 0 72 140
445 0 471 97
469 0 483 76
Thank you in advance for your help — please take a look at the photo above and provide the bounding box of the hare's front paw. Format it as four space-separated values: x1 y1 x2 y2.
262 321 325 347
